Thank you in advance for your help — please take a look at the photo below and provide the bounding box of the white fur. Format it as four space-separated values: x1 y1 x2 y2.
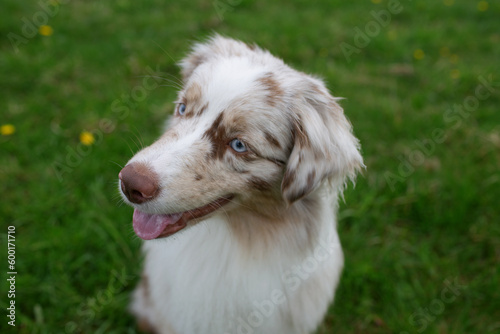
131 191 342 334
122 35 363 334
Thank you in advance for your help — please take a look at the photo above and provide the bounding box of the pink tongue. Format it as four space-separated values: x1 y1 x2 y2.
133 209 183 240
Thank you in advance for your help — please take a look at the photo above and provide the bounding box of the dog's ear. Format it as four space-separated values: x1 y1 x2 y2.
281 79 364 204
179 34 256 82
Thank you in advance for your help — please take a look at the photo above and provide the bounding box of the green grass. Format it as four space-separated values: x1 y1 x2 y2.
1 0 499 333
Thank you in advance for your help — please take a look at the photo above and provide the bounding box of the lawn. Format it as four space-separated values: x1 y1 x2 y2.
1 0 499 333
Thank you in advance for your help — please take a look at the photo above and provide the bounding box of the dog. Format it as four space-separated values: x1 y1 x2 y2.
118 35 363 334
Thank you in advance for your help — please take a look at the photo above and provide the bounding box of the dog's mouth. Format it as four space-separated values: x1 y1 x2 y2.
132 196 233 240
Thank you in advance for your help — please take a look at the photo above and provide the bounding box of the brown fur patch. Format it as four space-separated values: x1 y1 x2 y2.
258 72 284 107
184 83 201 105
281 167 318 203
175 83 203 119
182 54 206 81
246 42 257 51
264 131 281 149
226 194 321 256
310 83 328 97
194 173 203 181
293 115 309 147
141 274 151 305
239 152 258 163
196 102 209 117
160 130 179 141
137 317 158 334
203 112 227 160
287 187 308 203
190 54 205 68
248 176 273 191
306 170 316 190
264 157 285 167
281 168 296 192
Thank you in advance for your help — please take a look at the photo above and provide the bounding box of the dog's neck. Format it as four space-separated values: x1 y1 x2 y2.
225 184 339 259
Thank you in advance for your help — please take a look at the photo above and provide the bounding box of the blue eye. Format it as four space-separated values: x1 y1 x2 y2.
178 103 186 115
229 139 247 153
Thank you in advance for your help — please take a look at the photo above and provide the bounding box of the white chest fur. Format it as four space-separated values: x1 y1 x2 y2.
131 193 344 334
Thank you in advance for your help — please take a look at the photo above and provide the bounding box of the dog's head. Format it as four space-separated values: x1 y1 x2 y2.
119 35 363 240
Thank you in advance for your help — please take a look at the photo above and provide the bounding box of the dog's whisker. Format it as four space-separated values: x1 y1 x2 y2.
136 74 180 82
151 39 182 70
213 203 231 220
144 76 183 90
184 209 196 220
157 80 183 90
130 130 143 151
112 192 126 206
150 74 183 85
133 74 183 90
158 84 183 90
116 199 126 207
109 160 124 169
120 136 138 156
158 82 183 90
130 126 145 150
126 132 143 152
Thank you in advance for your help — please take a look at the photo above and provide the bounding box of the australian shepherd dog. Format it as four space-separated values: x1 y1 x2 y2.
119 35 363 334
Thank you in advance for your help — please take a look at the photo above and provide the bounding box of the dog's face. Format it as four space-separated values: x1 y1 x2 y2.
119 36 363 240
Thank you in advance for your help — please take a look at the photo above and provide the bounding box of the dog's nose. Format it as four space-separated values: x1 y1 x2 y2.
119 163 159 204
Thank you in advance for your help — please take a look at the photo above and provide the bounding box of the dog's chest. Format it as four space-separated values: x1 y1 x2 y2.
139 213 342 334
142 221 294 333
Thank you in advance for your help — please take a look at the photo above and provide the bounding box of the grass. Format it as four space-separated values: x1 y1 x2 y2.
1 0 499 333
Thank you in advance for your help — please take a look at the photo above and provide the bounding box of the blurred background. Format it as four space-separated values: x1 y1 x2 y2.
1 0 499 333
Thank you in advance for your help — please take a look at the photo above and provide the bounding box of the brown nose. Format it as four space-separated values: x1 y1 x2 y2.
119 163 159 204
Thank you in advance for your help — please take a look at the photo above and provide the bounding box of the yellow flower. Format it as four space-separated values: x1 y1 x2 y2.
39 25 54 36
80 131 95 146
443 0 454 6
450 69 460 79
478 1 488 11
450 54 459 64
1 124 15 136
413 49 425 60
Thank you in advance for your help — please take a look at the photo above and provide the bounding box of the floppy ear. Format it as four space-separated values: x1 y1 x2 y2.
179 34 257 82
281 79 364 204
